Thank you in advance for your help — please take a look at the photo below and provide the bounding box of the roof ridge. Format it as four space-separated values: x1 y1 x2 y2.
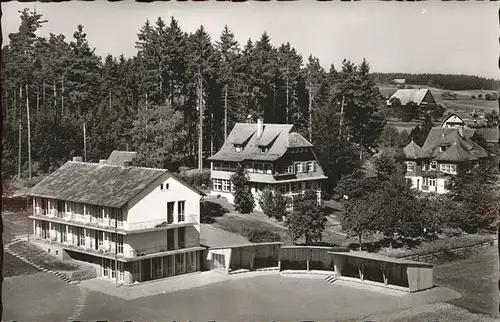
69 161 167 172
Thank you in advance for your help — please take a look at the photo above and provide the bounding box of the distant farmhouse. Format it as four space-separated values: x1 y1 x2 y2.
208 118 328 211
402 113 494 194
386 88 436 108
391 78 406 85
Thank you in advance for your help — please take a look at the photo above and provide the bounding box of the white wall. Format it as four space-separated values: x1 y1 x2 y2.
126 174 202 232
124 226 200 257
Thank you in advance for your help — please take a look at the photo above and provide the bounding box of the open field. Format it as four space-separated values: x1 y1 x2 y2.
435 246 499 316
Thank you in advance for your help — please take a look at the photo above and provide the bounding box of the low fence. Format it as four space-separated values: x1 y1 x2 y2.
387 238 497 264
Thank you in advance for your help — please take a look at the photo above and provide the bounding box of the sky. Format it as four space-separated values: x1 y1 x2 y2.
2 0 499 79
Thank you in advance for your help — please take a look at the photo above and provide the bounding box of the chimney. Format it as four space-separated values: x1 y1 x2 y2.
72 156 83 162
99 159 107 165
257 118 264 138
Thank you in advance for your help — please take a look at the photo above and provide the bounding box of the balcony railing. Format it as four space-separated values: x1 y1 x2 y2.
34 209 125 230
127 215 198 231
125 239 204 258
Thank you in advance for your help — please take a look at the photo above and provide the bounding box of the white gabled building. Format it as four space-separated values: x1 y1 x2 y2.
207 118 328 211
28 158 206 284
403 113 492 194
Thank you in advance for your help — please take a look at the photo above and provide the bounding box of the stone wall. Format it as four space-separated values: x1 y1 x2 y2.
59 267 97 281
397 238 497 264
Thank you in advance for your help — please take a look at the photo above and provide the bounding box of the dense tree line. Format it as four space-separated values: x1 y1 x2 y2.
1 9 386 193
372 72 499 91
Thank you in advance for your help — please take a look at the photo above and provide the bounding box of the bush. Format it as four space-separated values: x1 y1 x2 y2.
485 93 498 101
242 227 281 243
200 201 229 224
178 169 210 189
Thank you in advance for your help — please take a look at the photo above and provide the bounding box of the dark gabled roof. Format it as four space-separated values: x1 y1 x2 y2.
288 132 313 148
107 150 137 166
476 128 499 143
403 140 431 160
230 127 256 145
435 142 478 162
422 127 474 151
208 123 298 162
28 161 204 208
387 88 432 106
422 127 489 162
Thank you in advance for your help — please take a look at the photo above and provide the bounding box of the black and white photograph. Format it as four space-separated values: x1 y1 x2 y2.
1 0 499 321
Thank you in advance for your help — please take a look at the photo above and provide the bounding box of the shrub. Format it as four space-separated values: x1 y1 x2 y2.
231 165 255 214
258 190 289 221
242 227 281 243
200 201 229 224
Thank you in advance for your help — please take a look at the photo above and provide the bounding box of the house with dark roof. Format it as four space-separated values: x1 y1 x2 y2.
106 150 137 166
28 158 205 284
207 118 328 211
386 88 436 108
403 113 492 194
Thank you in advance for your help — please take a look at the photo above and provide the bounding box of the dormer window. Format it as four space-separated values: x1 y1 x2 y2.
259 146 268 153
234 145 242 152
439 145 447 152
430 161 437 170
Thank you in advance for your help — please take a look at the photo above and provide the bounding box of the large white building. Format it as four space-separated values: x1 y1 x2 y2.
28 158 205 284
207 118 328 211
403 113 492 194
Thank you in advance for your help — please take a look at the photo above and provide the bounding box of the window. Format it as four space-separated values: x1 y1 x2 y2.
405 161 414 172
178 201 185 222
423 177 436 187
256 163 264 174
235 145 242 152
292 182 302 193
116 234 123 254
430 161 437 170
213 179 222 191
178 227 185 248
279 184 287 194
296 163 303 173
222 180 230 192
230 182 236 193
440 145 447 152
152 257 163 279
259 146 267 153
440 163 457 174
264 164 273 174
160 184 164 190
167 230 174 251
287 165 294 174
167 202 175 224
165 183 169 190
307 162 315 173
305 181 313 190
176 253 186 275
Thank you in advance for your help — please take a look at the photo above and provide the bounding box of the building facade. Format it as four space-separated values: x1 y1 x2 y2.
403 113 491 194
28 159 205 284
208 119 328 211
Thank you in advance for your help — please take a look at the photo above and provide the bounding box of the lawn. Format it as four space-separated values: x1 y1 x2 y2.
435 246 499 316
9 241 82 272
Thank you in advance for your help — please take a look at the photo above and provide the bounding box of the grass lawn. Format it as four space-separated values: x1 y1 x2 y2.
9 241 82 272
435 246 499 317
2 210 32 242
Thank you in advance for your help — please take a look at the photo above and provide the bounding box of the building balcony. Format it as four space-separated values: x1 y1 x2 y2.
31 212 197 234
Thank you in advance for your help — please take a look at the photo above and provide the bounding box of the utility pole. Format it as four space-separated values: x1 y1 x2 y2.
83 122 87 162
26 84 32 181
224 84 228 140
308 82 313 142
145 93 148 108
198 72 203 172
61 75 64 115
339 96 345 138
18 123 22 179
43 80 46 112
286 74 289 124
36 85 40 114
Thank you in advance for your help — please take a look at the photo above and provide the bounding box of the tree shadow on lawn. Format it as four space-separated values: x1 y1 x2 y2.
200 200 230 224
346 236 430 253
